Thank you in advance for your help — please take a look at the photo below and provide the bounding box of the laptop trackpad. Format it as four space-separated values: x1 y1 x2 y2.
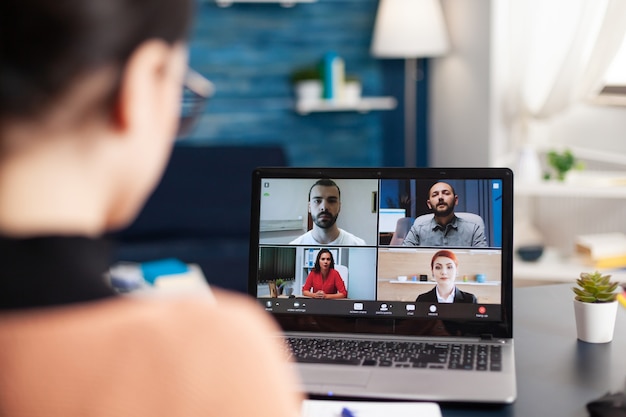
299 365 371 387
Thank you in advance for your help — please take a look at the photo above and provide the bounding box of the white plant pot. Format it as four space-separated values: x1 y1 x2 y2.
294 80 322 103
573 299 618 343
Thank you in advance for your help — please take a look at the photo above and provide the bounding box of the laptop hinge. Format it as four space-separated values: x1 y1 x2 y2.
480 334 494 341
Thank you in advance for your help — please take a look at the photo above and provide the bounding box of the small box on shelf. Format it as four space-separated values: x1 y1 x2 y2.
575 232 626 269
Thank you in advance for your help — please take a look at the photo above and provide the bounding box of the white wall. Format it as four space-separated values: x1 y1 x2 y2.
430 0 626 273
430 0 493 167
547 103 626 168
259 178 379 245
432 0 626 169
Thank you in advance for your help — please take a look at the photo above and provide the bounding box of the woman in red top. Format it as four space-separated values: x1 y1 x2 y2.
302 249 347 299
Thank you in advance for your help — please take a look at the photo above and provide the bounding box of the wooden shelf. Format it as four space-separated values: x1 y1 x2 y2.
295 97 397 115
515 172 626 198
516 182 626 198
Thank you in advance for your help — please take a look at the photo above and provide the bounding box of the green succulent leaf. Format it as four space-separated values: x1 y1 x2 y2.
572 271 618 303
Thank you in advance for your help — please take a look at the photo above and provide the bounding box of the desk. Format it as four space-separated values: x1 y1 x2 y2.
442 284 626 416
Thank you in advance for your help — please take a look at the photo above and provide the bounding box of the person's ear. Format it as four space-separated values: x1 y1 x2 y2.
112 40 181 138
454 195 459 206
427 200 432 209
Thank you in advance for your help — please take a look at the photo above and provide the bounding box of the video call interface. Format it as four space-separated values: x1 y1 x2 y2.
254 176 505 322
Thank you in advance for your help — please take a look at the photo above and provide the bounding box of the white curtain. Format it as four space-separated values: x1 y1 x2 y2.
502 0 626 159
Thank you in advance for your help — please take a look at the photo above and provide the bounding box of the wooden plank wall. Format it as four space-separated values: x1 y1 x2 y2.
184 0 405 167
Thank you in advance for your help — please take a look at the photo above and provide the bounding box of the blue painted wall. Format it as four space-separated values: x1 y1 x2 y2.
184 0 428 167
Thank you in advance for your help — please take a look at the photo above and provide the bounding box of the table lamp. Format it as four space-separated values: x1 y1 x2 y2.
371 0 449 167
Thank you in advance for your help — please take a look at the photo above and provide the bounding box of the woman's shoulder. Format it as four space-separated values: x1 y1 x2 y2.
416 287 436 301
456 288 477 302
0 289 302 417
330 268 343 277
0 289 273 339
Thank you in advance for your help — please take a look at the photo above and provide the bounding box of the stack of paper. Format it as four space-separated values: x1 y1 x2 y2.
575 233 626 269
301 399 441 417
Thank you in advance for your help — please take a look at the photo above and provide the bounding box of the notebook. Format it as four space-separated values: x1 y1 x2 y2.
248 167 516 404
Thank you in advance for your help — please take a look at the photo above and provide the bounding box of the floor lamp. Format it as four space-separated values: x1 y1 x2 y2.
371 0 449 167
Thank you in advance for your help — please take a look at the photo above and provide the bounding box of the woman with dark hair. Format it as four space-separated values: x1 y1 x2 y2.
0 1 302 416
302 249 347 299
416 250 477 303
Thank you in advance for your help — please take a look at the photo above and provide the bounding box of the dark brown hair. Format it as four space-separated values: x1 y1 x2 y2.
313 248 335 273
0 0 194 122
308 178 341 201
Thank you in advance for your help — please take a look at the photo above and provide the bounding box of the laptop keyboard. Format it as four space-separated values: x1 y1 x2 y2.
286 337 502 371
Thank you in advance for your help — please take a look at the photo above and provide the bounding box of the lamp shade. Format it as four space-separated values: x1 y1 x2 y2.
371 0 449 58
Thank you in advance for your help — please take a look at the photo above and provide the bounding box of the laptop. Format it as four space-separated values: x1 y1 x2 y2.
248 167 516 404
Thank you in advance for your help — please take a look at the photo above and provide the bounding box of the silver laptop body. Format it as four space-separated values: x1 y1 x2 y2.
248 167 516 404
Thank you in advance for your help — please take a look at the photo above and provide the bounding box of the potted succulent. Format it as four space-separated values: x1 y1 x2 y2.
572 271 619 343
275 278 286 296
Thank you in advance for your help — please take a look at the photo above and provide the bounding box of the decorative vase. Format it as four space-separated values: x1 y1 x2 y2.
516 146 543 184
342 80 362 104
573 299 618 343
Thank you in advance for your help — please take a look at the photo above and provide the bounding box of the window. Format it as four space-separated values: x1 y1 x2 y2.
595 34 626 105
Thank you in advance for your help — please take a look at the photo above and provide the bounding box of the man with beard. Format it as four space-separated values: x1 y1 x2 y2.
402 182 487 247
290 179 366 245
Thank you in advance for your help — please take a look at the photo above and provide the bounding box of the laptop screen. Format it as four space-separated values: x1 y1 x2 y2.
248 168 513 339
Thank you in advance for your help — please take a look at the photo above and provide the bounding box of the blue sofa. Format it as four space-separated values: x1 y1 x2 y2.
110 144 287 293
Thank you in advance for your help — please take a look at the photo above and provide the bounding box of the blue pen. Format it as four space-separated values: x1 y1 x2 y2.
341 407 356 417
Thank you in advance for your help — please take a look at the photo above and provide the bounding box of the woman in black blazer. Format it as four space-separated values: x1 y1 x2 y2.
416 249 477 303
